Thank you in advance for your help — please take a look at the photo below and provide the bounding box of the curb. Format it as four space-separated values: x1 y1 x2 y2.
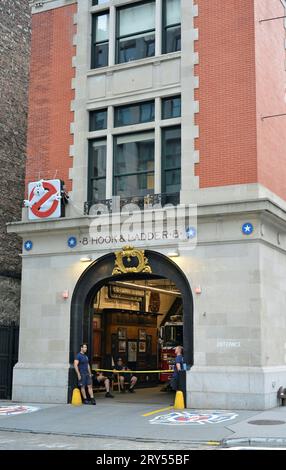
222 437 286 448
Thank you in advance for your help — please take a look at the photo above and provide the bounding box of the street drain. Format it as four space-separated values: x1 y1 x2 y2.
248 420 285 426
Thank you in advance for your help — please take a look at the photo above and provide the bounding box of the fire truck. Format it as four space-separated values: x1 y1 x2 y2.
159 317 183 382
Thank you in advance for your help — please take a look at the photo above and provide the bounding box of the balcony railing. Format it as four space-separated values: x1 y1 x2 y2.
84 192 180 215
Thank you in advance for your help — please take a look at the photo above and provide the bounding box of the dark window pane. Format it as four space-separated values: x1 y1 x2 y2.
89 140 106 201
114 133 154 197
162 127 181 193
164 169 181 193
117 1 155 64
165 25 181 53
93 42 109 68
118 33 155 64
162 96 181 119
140 102 155 123
114 173 154 197
115 101 154 127
90 109 107 131
163 0 181 53
115 140 154 174
91 13 109 69
90 178 106 201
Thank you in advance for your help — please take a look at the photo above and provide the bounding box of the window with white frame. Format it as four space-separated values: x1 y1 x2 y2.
92 0 109 5
162 95 181 119
91 0 182 68
114 132 155 197
161 126 181 194
114 101 155 127
90 109 108 131
116 1 156 64
163 0 181 53
88 139 107 202
88 97 181 204
91 12 109 68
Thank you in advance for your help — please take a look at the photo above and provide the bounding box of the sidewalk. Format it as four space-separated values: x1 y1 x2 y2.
1 395 286 448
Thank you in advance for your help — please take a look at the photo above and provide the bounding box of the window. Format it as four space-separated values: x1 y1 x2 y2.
162 127 181 193
162 96 181 119
88 139 107 202
115 101 155 127
163 0 181 53
117 1 155 64
92 0 109 6
90 109 107 131
91 12 109 68
114 132 154 197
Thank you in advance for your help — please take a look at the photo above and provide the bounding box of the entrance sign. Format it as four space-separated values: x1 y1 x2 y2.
24 179 62 220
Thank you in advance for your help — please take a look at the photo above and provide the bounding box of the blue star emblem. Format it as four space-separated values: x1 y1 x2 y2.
68 236 77 248
242 222 253 235
186 226 197 239
24 240 33 251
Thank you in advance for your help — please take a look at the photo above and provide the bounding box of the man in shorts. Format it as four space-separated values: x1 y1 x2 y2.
74 343 96 404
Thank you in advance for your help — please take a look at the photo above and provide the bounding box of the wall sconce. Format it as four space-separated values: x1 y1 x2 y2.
195 286 202 294
62 289 69 300
167 250 179 258
80 256 92 262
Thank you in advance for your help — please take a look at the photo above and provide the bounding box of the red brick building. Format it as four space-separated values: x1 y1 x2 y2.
9 0 286 409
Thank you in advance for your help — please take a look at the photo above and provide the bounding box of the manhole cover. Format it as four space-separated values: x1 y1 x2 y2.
248 420 285 426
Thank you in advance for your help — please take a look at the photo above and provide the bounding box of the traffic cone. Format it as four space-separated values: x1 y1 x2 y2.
71 388 82 406
174 390 185 409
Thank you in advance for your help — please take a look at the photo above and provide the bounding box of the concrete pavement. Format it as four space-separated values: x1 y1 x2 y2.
1 389 286 449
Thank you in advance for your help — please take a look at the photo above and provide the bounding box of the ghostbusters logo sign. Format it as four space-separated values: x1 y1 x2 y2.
24 179 62 220
150 411 238 425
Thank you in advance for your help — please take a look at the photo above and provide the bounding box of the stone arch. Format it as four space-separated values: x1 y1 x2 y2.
69 250 193 399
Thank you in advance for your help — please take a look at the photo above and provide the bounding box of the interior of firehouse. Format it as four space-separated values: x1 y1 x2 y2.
91 277 183 401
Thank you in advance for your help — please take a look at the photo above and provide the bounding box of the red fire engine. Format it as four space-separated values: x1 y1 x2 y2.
159 319 183 382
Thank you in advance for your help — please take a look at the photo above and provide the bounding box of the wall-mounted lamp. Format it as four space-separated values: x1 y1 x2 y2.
62 289 69 300
195 286 202 295
80 256 92 262
167 250 179 258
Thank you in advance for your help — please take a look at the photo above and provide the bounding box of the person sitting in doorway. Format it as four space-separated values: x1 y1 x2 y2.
93 371 114 398
114 357 137 393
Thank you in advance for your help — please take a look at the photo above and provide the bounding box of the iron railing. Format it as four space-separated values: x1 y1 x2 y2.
84 192 180 215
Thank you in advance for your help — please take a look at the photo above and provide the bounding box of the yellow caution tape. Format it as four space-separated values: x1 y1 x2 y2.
92 368 173 374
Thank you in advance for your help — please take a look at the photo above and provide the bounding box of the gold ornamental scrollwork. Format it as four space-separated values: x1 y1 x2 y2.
112 245 152 275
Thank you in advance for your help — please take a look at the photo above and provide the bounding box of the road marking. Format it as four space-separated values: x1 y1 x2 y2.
142 406 173 417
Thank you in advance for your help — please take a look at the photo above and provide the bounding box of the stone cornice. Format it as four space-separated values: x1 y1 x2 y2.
7 198 286 236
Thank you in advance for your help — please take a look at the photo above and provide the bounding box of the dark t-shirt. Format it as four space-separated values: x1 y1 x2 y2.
76 352 89 374
114 364 129 380
173 354 184 379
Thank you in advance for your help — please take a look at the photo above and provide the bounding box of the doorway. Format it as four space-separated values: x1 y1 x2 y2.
69 250 193 402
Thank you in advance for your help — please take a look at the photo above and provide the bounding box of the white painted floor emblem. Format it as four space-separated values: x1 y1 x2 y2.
0 405 39 416
150 411 238 425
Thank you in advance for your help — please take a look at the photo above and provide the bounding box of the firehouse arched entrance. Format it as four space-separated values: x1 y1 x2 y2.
68 250 193 400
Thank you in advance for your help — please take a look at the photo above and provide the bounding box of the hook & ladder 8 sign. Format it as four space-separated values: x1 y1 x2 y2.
24 179 62 220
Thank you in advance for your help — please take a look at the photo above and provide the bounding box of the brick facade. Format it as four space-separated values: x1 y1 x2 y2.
194 0 286 198
255 0 286 200
26 4 76 193
194 0 258 188
0 0 31 324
